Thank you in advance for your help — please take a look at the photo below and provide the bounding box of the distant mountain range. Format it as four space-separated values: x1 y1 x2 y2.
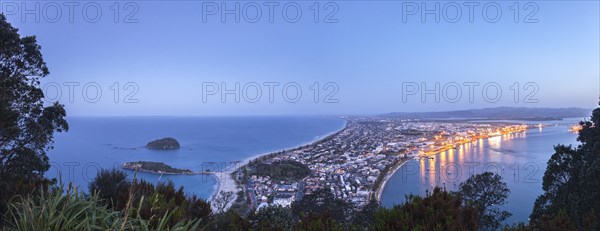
382 107 591 120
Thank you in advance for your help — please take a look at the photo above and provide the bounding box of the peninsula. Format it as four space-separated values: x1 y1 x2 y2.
230 117 536 213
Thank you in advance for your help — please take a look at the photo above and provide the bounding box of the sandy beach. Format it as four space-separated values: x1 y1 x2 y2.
209 166 239 212
374 158 410 201
209 120 348 212
208 153 263 212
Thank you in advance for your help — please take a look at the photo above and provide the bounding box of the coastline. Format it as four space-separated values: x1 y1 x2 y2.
376 126 535 203
239 118 347 168
239 119 349 166
209 118 349 212
374 158 409 201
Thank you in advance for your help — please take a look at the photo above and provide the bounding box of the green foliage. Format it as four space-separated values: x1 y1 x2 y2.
459 172 511 230
352 199 381 229
531 104 600 230
137 180 211 226
4 184 200 231
88 168 212 228
291 188 353 225
89 168 131 210
229 190 252 216
370 187 479 231
296 211 344 231
124 161 193 174
502 222 532 231
248 205 295 230
247 160 311 182
0 13 68 214
145 137 180 150
201 210 251 231
535 209 577 231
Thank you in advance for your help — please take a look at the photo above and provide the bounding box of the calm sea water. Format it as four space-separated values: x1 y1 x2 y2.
47 116 346 199
380 118 584 225
49 116 584 223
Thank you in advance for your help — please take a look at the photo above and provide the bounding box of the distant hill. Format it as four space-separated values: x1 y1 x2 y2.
382 107 591 120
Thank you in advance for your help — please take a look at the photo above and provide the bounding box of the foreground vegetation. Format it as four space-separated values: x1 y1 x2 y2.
0 170 530 230
1 13 599 230
4 184 201 231
89 169 211 227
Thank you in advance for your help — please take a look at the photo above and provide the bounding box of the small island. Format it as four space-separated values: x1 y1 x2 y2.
146 137 180 150
122 161 193 174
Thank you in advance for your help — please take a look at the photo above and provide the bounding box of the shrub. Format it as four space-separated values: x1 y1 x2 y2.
4 184 200 231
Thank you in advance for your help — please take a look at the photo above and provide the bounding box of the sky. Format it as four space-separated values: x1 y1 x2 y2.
1 0 599 116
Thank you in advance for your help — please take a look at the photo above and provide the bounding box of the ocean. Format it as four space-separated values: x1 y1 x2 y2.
47 116 584 224
46 116 347 199
380 118 584 225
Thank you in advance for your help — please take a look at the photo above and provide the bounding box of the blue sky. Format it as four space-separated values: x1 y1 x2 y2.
2 1 599 116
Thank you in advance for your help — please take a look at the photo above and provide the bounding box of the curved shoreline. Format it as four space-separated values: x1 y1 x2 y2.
209 118 348 211
239 119 348 167
374 158 409 201
377 128 534 204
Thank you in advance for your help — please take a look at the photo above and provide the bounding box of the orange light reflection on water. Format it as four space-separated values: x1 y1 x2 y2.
416 126 529 189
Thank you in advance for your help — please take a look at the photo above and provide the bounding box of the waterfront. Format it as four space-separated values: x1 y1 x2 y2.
46 116 347 199
46 115 585 222
380 118 582 225
238 117 541 213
